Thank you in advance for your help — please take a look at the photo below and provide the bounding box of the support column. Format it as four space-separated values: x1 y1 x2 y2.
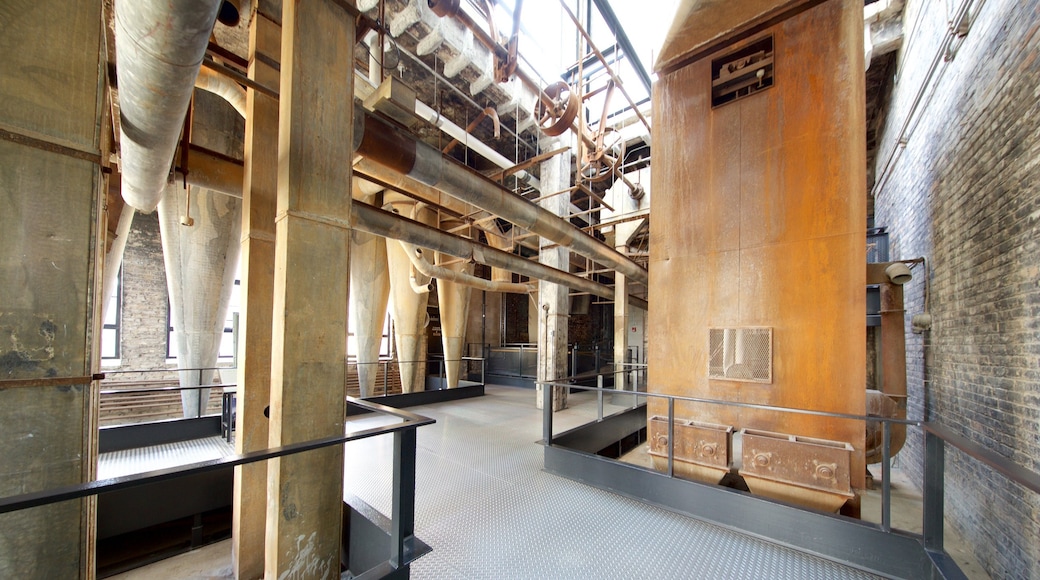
614 271 629 391
265 1 355 577
536 139 570 411
0 0 104 577
233 9 280 578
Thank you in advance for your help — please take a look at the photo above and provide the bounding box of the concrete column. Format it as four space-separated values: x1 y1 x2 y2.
264 0 355 577
0 0 104 577
232 10 280 578
614 271 629 391
158 184 242 417
536 139 570 411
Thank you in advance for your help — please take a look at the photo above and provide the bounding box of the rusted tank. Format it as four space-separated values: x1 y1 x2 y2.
648 0 867 511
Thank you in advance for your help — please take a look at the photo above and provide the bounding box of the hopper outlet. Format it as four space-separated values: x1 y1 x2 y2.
648 416 734 485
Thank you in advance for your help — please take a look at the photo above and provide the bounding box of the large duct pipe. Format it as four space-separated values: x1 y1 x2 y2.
114 0 222 212
865 280 908 463
354 202 613 300
352 113 648 286
400 242 533 294
101 204 135 323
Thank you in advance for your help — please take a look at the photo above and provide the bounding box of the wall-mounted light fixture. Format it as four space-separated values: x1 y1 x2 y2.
884 262 912 285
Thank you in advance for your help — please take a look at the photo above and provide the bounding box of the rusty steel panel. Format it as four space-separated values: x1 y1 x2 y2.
739 429 855 512
649 0 867 492
656 0 819 74
648 416 733 484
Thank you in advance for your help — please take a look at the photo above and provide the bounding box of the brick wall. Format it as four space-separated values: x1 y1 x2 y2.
873 0 1040 576
109 211 173 381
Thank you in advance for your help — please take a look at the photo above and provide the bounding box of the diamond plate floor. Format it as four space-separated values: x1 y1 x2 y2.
98 436 235 479
343 386 883 580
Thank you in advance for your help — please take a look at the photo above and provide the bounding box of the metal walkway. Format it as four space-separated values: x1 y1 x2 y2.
343 386 881 579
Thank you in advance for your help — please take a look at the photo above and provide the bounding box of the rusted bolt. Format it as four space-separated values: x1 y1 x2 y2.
754 453 770 467
701 444 717 457
656 436 668 448
816 464 836 479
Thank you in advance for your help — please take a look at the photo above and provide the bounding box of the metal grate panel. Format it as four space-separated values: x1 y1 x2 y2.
708 327 772 383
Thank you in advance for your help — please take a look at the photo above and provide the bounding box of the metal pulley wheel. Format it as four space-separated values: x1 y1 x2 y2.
428 0 460 17
535 81 579 137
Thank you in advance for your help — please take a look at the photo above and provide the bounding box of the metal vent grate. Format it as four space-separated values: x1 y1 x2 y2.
708 327 772 383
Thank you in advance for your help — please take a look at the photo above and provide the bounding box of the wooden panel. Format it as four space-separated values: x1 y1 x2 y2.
649 0 866 488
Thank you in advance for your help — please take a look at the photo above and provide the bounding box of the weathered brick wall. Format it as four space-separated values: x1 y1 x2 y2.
110 211 173 381
873 0 1040 576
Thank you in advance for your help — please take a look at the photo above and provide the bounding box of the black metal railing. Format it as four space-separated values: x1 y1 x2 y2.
539 375 1040 579
0 397 435 578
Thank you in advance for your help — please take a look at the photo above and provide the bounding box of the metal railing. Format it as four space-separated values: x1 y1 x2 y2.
539 375 1040 578
99 366 236 425
0 397 435 578
347 357 486 396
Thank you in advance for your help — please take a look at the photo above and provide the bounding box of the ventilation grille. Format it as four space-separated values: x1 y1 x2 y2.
708 327 772 383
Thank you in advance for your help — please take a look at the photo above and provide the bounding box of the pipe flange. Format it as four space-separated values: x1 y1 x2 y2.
535 82 579 137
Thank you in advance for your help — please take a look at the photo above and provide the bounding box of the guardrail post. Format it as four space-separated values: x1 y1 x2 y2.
881 420 892 532
439 359 445 388
923 429 945 553
597 374 604 421
383 361 388 396
197 368 204 417
667 397 675 478
391 428 417 569
481 357 485 386
541 383 552 446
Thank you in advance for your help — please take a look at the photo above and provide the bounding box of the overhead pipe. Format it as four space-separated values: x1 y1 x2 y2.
399 242 533 294
114 0 223 212
353 201 615 300
352 111 649 286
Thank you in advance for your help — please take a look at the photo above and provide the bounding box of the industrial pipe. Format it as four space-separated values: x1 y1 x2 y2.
194 67 248 118
400 242 534 294
352 112 649 286
865 281 908 463
114 0 223 212
352 202 615 300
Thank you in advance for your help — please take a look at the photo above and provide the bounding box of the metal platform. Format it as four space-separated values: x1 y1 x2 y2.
343 386 883 579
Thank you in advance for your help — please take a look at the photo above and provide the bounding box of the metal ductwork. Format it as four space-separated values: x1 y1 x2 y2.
400 242 533 294
352 112 649 286
353 202 614 300
114 0 222 212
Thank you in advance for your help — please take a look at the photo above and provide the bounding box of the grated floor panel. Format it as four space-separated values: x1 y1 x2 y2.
344 386 882 580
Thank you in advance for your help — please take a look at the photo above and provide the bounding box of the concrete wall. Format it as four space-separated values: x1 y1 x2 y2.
872 0 1040 576
0 1 104 576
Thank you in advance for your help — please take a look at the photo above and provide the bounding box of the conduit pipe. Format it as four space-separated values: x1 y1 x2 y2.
352 202 615 300
114 0 223 212
400 242 533 294
194 67 248 118
352 112 648 286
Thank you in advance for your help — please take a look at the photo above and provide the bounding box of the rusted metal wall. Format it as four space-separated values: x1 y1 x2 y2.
649 0 867 489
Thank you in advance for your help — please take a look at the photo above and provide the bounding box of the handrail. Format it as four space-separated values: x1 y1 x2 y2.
541 379 922 426
0 397 434 515
541 374 1040 579
100 383 235 396
923 423 1040 495
101 366 232 376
